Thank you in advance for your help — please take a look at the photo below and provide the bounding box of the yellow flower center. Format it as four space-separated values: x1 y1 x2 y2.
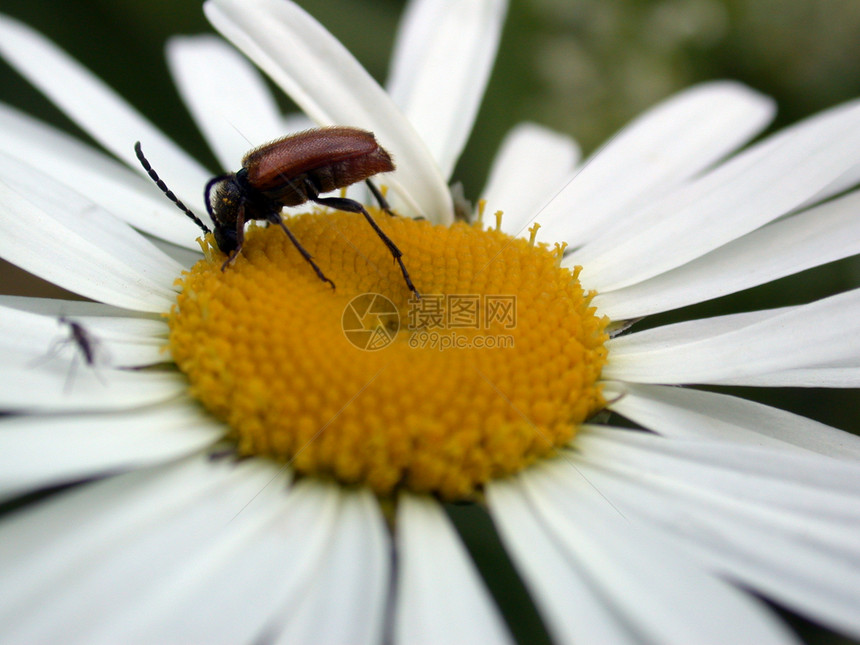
168 208 608 500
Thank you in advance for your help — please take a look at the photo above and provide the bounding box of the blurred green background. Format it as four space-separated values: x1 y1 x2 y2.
1 2 859 642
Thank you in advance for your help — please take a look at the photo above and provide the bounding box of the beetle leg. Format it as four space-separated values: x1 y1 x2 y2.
365 180 397 217
366 179 428 221
221 206 247 271
268 214 336 290
311 195 418 296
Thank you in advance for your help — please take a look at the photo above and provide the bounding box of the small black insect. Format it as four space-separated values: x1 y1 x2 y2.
32 316 106 390
58 315 98 367
135 127 417 294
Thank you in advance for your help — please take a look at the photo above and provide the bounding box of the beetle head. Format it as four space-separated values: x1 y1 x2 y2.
212 221 239 254
206 176 246 253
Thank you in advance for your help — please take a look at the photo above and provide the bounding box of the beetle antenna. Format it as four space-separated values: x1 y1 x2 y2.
134 141 211 234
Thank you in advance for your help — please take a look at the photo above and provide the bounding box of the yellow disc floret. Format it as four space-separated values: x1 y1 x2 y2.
169 208 608 499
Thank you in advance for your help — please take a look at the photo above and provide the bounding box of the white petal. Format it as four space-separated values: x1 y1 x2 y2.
0 302 183 411
715 367 860 387
0 152 183 289
0 456 292 643
394 494 513 645
204 0 453 223
594 187 860 319
605 382 860 459
579 427 860 522
167 35 287 170
114 479 342 644
0 176 178 312
145 234 206 269
570 97 860 291
0 457 277 621
520 460 797 645
281 111 315 135
0 303 167 370
481 123 580 238
55 314 167 348
0 14 210 205
0 399 221 500
0 102 204 248
615 492 860 641
537 82 775 247
0 364 186 412
387 0 451 103
0 295 163 320
604 289 860 384
271 489 389 645
607 306 785 353
487 480 638 644
577 428 860 638
386 0 507 179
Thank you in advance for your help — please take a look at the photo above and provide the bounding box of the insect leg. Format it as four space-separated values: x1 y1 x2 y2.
63 351 81 394
268 214 335 289
30 336 69 369
221 206 247 271
365 180 396 217
312 195 418 296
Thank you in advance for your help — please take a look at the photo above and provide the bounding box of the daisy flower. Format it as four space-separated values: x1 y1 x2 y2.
1 0 860 643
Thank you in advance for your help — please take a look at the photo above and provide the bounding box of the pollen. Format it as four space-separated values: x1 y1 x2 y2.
169 209 608 500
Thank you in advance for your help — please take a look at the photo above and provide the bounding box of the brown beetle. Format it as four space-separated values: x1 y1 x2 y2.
135 127 416 293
